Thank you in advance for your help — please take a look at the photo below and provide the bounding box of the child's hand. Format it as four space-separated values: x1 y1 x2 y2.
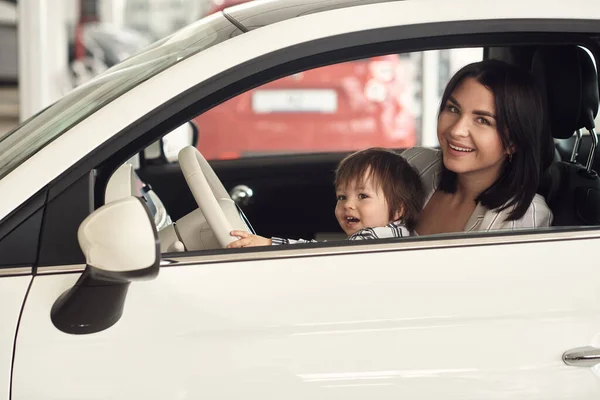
227 230 272 248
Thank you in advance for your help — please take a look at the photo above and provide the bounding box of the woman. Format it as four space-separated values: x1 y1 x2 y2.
403 59 554 234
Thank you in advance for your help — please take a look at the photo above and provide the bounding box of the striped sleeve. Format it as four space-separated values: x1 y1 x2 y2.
271 237 317 245
524 195 553 228
348 221 410 241
510 194 553 229
271 221 411 245
491 194 553 230
400 147 442 198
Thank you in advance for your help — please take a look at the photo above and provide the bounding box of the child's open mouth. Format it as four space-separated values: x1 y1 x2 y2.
346 216 360 224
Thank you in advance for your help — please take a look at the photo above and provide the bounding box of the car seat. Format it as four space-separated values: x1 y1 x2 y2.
532 45 600 226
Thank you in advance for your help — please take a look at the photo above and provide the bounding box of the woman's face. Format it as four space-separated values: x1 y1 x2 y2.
437 77 510 181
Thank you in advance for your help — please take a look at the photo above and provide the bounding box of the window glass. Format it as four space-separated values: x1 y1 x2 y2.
0 13 233 180
195 48 484 160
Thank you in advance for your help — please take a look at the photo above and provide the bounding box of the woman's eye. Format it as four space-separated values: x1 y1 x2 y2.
446 104 459 114
476 117 491 126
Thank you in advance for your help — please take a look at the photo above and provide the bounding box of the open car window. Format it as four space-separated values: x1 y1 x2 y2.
131 48 487 254
32 22 600 267
127 44 600 256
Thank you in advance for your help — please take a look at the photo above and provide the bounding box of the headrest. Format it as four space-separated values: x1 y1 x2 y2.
105 163 137 204
531 46 599 139
577 47 599 130
531 46 581 139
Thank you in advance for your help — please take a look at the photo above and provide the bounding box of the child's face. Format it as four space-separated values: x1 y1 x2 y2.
335 171 400 237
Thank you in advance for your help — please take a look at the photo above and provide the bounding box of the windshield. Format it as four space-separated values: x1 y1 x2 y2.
0 13 236 180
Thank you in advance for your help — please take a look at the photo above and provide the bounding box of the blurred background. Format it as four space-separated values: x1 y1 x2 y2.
0 0 482 153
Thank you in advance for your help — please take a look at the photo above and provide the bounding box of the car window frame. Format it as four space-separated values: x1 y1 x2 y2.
31 22 600 267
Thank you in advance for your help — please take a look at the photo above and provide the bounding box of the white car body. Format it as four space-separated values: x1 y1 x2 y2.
2 1 600 399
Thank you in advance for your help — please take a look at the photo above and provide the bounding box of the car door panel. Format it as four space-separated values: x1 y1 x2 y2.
0 275 31 400
138 153 343 239
13 236 600 399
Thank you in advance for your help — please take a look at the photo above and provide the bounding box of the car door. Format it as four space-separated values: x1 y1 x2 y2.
0 190 42 400
0 274 30 400
11 231 600 399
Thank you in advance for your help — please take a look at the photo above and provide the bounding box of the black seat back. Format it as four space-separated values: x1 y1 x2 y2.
532 45 600 226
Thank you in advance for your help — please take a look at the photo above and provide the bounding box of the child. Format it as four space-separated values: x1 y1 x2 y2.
227 147 425 248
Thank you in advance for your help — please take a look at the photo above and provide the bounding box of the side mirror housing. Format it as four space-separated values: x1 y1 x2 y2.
78 195 159 280
51 197 160 334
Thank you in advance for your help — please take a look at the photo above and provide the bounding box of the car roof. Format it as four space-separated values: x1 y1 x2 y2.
226 0 402 32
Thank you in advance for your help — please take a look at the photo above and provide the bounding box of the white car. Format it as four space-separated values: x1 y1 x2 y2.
2 1 600 399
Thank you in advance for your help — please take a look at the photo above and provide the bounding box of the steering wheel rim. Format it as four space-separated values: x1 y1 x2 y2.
178 146 246 248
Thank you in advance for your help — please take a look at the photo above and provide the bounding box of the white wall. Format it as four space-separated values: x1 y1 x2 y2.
18 0 74 121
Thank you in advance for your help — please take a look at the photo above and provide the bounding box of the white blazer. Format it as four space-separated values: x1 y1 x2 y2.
401 147 553 231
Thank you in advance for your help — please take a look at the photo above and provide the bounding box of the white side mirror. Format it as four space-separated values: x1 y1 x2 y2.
78 196 159 277
51 197 160 335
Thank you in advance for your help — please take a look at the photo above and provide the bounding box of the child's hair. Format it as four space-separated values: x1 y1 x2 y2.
334 147 425 230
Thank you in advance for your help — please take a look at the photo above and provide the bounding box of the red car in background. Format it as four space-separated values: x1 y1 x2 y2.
195 0 416 160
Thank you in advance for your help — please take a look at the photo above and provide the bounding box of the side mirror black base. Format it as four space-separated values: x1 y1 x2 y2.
53 196 161 334
51 267 130 335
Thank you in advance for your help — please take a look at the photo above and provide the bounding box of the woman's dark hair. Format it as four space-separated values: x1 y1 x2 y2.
438 59 552 221
335 147 425 230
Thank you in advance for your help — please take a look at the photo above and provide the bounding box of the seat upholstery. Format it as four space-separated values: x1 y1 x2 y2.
532 45 600 226
105 163 138 204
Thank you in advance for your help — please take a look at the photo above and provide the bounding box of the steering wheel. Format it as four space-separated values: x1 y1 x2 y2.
178 146 250 248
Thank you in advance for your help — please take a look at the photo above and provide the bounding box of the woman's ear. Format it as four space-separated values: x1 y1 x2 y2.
506 142 517 156
506 146 515 163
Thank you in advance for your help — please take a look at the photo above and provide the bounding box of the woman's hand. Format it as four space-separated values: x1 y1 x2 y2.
227 230 272 248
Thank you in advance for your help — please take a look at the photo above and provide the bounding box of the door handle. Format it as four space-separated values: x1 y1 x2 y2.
563 346 600 367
